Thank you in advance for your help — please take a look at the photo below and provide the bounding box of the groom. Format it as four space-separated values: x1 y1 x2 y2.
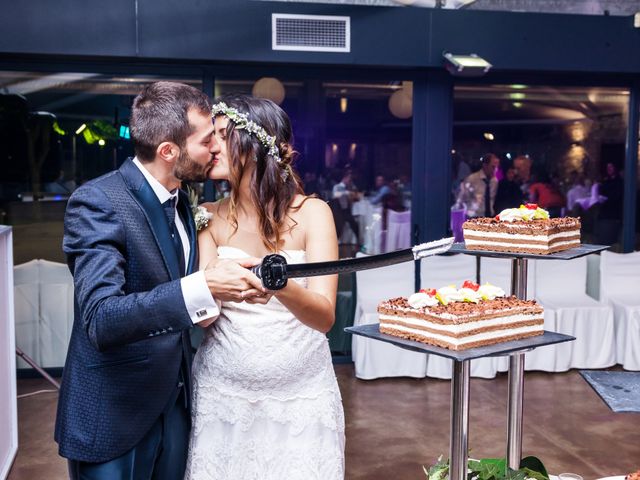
55 81 264 479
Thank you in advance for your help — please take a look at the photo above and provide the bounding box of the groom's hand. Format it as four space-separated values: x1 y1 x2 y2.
204 257 265 302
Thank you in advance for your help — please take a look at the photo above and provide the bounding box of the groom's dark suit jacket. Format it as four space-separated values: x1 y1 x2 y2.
55 158 199 463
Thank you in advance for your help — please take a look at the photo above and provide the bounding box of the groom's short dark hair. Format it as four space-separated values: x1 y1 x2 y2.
130 81 211 162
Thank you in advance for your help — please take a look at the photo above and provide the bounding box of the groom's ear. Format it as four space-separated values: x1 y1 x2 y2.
157 141 178 162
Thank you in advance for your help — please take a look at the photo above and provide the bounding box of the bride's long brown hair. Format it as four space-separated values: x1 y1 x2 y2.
215 94 307 252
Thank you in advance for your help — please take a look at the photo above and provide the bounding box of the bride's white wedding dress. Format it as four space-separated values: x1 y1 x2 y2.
185 247 345 480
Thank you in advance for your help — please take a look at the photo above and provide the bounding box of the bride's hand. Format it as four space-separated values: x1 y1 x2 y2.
244 291 273 305
204 257 265 302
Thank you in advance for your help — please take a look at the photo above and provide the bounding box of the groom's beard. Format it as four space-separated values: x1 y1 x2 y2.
174 150 213 182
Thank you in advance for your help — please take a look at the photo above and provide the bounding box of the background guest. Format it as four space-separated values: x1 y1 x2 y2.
456 153 500 218
513 155 533 197
330 170 361 244
529 170 565 217
494 166 524 213
596 162 624 244
369 175 391 206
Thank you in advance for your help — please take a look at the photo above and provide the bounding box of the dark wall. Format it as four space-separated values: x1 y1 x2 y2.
0 0 136 57
1 0 639 73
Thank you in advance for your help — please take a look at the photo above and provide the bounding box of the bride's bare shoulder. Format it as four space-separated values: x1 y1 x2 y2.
292 195 332 221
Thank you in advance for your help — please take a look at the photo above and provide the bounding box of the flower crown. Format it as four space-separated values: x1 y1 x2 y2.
211 102 281 163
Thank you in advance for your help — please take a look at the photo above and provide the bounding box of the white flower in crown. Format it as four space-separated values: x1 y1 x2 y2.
187 186 213 231
211 102 282 163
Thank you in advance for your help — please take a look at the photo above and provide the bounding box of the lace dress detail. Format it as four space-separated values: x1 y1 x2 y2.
185 247 345 480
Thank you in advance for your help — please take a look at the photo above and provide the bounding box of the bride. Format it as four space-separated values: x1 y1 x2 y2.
184 95 345 479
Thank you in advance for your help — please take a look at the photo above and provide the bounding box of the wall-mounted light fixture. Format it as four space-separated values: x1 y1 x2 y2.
443 52 492 77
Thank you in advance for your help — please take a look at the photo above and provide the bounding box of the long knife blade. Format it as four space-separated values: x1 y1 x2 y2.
252 237 454 290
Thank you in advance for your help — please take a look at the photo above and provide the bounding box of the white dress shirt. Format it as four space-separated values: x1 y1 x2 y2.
133 158 219 324
457 169 498 217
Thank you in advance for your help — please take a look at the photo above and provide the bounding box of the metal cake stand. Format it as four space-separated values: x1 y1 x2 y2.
346 243 608 480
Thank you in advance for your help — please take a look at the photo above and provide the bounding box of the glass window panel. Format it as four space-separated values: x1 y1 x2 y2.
214 76 412 257
0 71 202 264
452 84 629 249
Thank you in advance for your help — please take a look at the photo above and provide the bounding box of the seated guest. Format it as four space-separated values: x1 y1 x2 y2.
381 182 408 231
529 170 565 217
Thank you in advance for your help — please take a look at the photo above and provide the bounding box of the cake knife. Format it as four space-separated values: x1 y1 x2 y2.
251 237 455 290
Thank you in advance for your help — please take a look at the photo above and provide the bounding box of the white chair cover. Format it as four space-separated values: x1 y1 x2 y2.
13 259 74 368
38 260 74 367
600 250 640 370
352 256 424 379
353 200 383 254
13 260 40 369
384 210 411 253
586 254 601 300
533 257 615 370
420 254 497 378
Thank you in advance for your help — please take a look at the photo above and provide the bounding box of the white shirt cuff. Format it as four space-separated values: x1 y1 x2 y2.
180 271 220 324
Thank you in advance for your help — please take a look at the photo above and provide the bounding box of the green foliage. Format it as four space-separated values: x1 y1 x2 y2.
81 120 118 144
423 456 549 480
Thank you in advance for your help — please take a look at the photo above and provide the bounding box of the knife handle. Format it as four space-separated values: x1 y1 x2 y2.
251 253 288 290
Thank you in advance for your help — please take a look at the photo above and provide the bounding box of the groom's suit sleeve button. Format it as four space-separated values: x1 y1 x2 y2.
180 270 220 324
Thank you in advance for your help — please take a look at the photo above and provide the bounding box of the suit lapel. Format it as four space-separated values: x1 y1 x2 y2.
119 159 181 281
178 189 198 275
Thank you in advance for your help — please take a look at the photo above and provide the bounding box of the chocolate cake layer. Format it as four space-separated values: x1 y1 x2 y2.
380 316 544 338
462 216 581 255
377 295 544 350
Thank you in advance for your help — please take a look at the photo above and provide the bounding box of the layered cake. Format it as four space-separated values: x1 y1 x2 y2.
463 204 581 255
378 281 544 350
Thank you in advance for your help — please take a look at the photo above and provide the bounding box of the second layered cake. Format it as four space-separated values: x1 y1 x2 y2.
463 204 581 255
378 281 544 350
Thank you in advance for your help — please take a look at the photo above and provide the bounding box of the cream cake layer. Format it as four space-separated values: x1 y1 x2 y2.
462 229 580 244
463 240 579 254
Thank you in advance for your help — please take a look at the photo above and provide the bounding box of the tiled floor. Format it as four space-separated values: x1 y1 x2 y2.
8 365 640 479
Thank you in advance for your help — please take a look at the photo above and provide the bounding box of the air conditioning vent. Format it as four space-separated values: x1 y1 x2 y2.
272 14 350 52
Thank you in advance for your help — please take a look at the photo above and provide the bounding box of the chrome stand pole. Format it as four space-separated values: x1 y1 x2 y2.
449 359 470 480
507 258 527 470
